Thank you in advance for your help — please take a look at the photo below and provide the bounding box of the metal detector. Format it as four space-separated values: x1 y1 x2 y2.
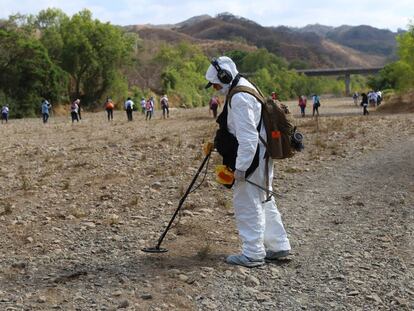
142 151 211 254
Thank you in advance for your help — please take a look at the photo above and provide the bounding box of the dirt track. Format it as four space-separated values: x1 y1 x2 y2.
0 99 413 310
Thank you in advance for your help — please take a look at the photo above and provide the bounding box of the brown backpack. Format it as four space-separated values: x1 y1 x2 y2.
227 85 295 159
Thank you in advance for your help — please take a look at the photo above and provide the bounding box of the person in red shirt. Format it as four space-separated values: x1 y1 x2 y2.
298 95 307 117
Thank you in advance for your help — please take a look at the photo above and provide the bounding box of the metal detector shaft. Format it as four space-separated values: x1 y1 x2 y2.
246 179 279 199
154 152 211 249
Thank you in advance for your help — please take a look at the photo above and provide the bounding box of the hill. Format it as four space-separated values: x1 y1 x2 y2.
129 13 398 68
325 25 398 57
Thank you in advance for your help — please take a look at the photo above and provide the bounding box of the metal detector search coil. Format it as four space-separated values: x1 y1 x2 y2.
142 247 168 253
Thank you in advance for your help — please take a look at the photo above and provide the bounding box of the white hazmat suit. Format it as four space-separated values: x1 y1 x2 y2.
206 57 291 262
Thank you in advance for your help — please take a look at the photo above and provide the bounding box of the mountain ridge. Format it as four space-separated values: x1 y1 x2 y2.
126 13 399 68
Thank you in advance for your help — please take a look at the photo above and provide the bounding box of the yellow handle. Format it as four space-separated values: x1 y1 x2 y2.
203 142 214 156
215 165 234 185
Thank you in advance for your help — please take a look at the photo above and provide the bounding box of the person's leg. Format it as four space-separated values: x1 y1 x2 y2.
162 107 166 119
232 179 266 261
78 109 81 120
166 106 169 118
110 109 113 120
106 109 110 121
263 158 291 254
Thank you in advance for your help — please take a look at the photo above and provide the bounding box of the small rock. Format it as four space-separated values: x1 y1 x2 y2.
118 299 129 309
112 291 122 297
245 275 260 287
141 293 152 300
366 293 382 304
394 297 408 306
178 274 189 282
348 291 359 296
168 269 181 276
83 222 96 228
151 182 162 189
256 293 270 302
11 262 27 269
38 296 47 303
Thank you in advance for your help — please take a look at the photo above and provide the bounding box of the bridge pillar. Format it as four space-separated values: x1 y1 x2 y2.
345 73 351 96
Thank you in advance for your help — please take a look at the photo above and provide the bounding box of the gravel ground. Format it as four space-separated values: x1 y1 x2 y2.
0 99 413 310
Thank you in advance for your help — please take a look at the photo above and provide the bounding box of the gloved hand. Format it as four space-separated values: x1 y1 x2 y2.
234 170 246 182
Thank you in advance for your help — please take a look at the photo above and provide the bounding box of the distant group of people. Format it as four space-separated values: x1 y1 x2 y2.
297 94 321 117
353 90 382 116
123 95 169 122
99 95 171 122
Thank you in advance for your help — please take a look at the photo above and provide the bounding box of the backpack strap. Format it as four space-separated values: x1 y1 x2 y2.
226 85 272 158
226 84 273 200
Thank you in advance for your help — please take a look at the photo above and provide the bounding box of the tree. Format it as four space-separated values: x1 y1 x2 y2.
54 10 134 107
0 29 67 117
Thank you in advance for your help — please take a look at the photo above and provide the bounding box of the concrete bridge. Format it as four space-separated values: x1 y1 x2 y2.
296 67 384 96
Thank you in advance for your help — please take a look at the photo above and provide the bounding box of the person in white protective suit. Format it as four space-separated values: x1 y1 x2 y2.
205 56 291 267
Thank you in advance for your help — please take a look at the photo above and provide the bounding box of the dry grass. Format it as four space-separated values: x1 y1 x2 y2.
69 206 88 219
196 243 212 260
378 90 414 113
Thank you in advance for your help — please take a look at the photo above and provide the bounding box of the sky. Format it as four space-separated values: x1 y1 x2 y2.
0 0 412 31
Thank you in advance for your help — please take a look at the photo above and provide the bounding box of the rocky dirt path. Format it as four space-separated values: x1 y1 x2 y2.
0 100 413 310
198 132 413 310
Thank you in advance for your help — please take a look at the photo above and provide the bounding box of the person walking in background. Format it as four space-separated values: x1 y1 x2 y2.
361 92 369 115
75 98 82 120
312 94 320 117
145 97 154 121
352 92 359 106
71 99 80 123
376 90 382 106
105 98 114 121
41 99 52 124
298 95 307 117
271 92 278 101
1 104 9 124
209 95 220 118
368 91 377 107
140 97 146 115
160 94 169 119
124 97 134 121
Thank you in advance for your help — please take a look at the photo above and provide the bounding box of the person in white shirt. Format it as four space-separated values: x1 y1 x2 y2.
124 97 134 121
160 95 169 119
1 105 9 124
368 91 378 107
140 97 146 114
